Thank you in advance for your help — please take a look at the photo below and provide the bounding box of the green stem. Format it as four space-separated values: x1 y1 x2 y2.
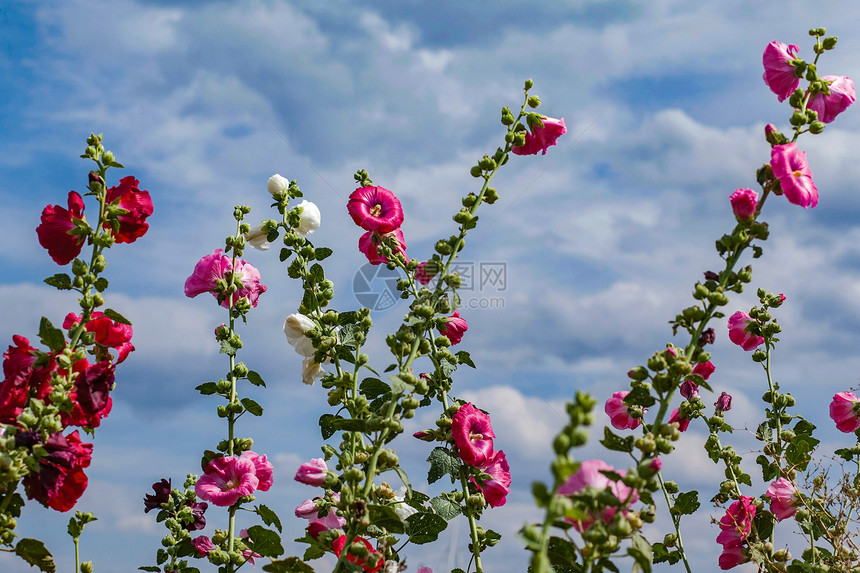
657 472 693 573
459 468 483 573
74 536 80 573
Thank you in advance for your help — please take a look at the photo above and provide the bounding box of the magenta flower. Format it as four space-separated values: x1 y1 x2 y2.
295 458 328 487
604 391 643 430
679 380 698 400
729 188 758 221
669 408 690 432
184 249 267 309
512 116 567 156
766 477 798 521
358 229 408 265
771 143 818 209
718 543 748 570
473 450 511 508
64 312 135 364
727 311 764 351
716 496 755 569
830 392 860 433
242 451 273 492
691 361 715 381
191 535 215 557
36 191 87 265
195 456 259 507
808 75 856 123
451 403 495 467
439 311 468 345
558 459 638 532
415 260 440 285
762 41 800 102
715 392 733 414
347 186 404 233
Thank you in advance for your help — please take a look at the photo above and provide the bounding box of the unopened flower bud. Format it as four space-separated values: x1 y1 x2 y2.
267 174 288 197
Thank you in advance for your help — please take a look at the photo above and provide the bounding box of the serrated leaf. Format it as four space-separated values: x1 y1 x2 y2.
438 357 457 378
755 422 772 441
430 495 461 520
38 317 66 353
455 350 476 368
547 536 578 570
195 382 219 395
256 504 282 532
338 311 359 326
628 533 652 573
673 490 700 515
360 378 390 400
600 427 634 453
367 504 405 533
241 398 264 416
308 263 325 283
103 308 131 325
44 274 72 290
388 374 413 394
247 370 266 387
427 447 460 484
67 517 82 538
246 525 284 558
406 512 447 544
15 539 55 573
262 557 315 573
94 277 109 292
220 338 239 356
314 247 333 261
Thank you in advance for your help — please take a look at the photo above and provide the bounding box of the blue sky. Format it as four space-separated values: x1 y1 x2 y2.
3 1 860 571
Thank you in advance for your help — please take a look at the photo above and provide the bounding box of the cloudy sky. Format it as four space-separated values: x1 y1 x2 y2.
3 1 860 571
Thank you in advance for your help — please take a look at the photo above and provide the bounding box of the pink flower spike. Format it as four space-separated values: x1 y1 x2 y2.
191 536 215 557
727 311 765 351
604 391 643 430
770 143 818 209
669 408 690 432
830 392 860 433
347 186 404 233
451 403 495 467
767 477 798 521
512 116 566 156
808 75 856 123
242 451 273 492
440 311 468 345
358 229 408 265
295 458 328 486
195 456 259 507
762 41 800 102
729 188 759 221
472 450 511 508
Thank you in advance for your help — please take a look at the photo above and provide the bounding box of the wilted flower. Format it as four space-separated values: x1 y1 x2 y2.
808 75 856 123
715 392 733 414
143 478 172 513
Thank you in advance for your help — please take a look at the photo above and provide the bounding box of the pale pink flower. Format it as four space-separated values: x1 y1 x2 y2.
830 392 860 433
439 311 468 345
604 391 643 430
669 408 690 432
767 477 798 521
762 41 800 102
294 498 320 520
242 451 273 492
729 188 759 220
473 450 511 508
771 143 818 209
451 403 495 467
184 249 267 308
195 456 259 507
358 229 408 265
512 116 566 156
295 458 328 486
727 311 764 351
191 535 215 557
558 459 639 532
808 75 856 123
296 493 346 532
348 186 404 233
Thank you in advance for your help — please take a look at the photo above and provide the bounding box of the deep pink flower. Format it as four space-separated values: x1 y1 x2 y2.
718 543 748 570
242 451 273 492
21 430 93 512
195 456 259 507
767 477 798 521
512 116 567 156
558 459 639 532
771 143 818 209
669 408 690 432
715 392 733 414
762 41 800 102
729 188 758 221
604 391 643 430
451 403 495 467
36 191 87 265
184 249 267 309
439 311 468 345
103 176 153 243
358 229 408 265
295 458 328 487
473 450 511 508
415 260 440 285
191 535 215 557
716 496 755 569
808 75 856 123
727 311 764 351
63 312 135 364
347 186 404 233
692 361 715 380
830 392 860 433
679 380 699 401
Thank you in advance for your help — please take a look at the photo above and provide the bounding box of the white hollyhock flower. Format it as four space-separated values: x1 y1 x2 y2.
245 222 270 251
301 358 325 386
267 174 288 197
392 486 418 521
295 200 321 235
284 313 316 357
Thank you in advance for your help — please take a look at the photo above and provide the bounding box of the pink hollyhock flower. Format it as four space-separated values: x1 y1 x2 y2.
295 496 346 531
242 549 262 566
103 176 153 243
63 312 134 364
767 477 798 521
718 543 748 570
191 535 215 557
184 249 267 309
558 459 639 532
452 403 496 467
348 186 404 233
332 535 383 573
512 116 567 156
692 361 715 381
415 260 440 285
604 391 643 430
295 458 328 486
716 496 755 569
715 392 733 414
36 191 87 265
21 430 93 512
808 75 856 123
771 143 818 209
669 408 690 432
727 311 764 351
473 450 511 508
439 311 468 345
729 188 759 221
830 392 860 433
195 456 259 507
762 41 800 102
358 229 408 265
295 498 320 520
242 451 273 492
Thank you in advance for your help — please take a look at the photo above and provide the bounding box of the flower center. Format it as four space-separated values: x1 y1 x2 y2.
469 432 484 442
369 204 382 217
792 170 802 178
225 479 237 490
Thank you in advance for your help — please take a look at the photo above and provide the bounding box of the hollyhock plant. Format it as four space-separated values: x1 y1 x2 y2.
830 391 860 432
452 403 496 467
21 430 93 512
184 249 267 309
770 143 818 209
103 175 153 243
284 313 316 357
358 229 408 265
63 312 135 364
195 455 260 507
604 391 643 430
36 191 87 265
512 116 566 156
767 477 799 521
727 311 765 351
558 459 639 532
808 75 856 123
332 535 383 573
347 185 404 234
439 311 468 345
762 41 800 102
295 458 328 487
473 450 511 508
729 188 759 220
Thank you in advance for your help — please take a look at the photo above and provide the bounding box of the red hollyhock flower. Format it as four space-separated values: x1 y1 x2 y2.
36 191 87 265
21 430 93 512
63 312 135 364
0 336 37 424
103 176 153 243
331 535 383 573
60 360 114 429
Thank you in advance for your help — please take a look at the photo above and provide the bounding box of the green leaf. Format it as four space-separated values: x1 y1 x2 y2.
262 557 315 573
546 536 578 570
195 382 219 395
755 422 773 441
430 495 461 520
256 504 282 533
103 308 132 325
38 317 65 353
427 447 460 484
785 434 819 471
15 539 56 573
360 378 390 400
651 543 682 565
247 370 266 387
367 504 405 533
600 427 634 453
626 385 656 408
383 363 396 373
220 338 240 356
628 533 652 573
279 248 291 262
388 374 414 394
241 398 264 416
330 417 368 432
337 311 359 326
673 490 700 516
835 447 855 462
246 525 284 558
44 273 72 290
455 350 476 368
139 567 161 572
314 247 333 261
338 323 359 347
406 512 447 544
319 414 339 440
308 263 325 283
94 277 109 292
438 356 457 378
